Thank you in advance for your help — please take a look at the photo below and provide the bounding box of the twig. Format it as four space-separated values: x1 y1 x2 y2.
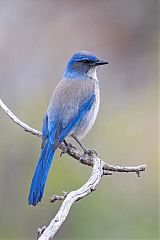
50 191 69 203
0 98 146 240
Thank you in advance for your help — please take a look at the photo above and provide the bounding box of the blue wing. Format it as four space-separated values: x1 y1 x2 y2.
28 79 95 205
48 93 95 150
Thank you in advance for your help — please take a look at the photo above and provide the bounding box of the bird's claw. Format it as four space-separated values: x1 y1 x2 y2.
60 149 67 157
68 143 76 150
83 149 97 156
60 143 76 157
78 149 97 163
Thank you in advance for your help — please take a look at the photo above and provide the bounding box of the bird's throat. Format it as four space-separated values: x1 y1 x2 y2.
87 67 97 80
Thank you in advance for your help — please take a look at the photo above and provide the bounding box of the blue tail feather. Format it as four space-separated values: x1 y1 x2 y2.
28 140 54 206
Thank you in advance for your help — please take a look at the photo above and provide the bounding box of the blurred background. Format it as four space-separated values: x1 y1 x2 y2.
0 0 158 239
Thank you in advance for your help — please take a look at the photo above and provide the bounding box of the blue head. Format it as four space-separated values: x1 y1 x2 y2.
64 51 108 80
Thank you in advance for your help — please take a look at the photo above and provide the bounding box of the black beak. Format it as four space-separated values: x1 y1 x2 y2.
96 59 109 66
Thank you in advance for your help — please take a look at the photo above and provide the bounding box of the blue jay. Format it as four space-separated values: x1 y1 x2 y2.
28 51 108 206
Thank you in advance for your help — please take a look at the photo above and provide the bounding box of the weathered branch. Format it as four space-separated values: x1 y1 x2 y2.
0 99 42 137
50 191 69 203
59 142 146 176
39 156 104 240
0 98 146 175
0 98 146 240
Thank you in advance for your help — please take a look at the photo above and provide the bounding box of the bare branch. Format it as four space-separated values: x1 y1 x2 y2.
0 98 146 175
0 98 42 137
59 142 146 175
0 98 146 240
38 156 104 240
50 191 69 203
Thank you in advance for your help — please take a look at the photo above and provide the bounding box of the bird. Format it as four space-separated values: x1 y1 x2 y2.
28 51 108 206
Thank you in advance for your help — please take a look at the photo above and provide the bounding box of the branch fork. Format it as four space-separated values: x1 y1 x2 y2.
0 98 146 240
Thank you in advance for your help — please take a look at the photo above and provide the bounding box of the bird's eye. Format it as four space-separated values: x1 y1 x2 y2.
83 60 90 64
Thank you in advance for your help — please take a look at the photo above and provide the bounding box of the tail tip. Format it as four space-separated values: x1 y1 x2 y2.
28 192 42 206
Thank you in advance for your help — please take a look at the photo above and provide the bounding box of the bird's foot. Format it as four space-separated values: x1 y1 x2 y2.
83 149 98 157
60 149 67 157
60 143 76 157
78 149 97 163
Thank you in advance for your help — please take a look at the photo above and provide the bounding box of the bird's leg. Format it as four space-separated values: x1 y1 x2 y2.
63 139 69 147
60 140 69 157
60 139 76 157
63 139 76 149
72 136 97 156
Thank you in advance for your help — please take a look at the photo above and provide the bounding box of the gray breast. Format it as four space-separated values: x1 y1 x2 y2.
70 80 100 140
